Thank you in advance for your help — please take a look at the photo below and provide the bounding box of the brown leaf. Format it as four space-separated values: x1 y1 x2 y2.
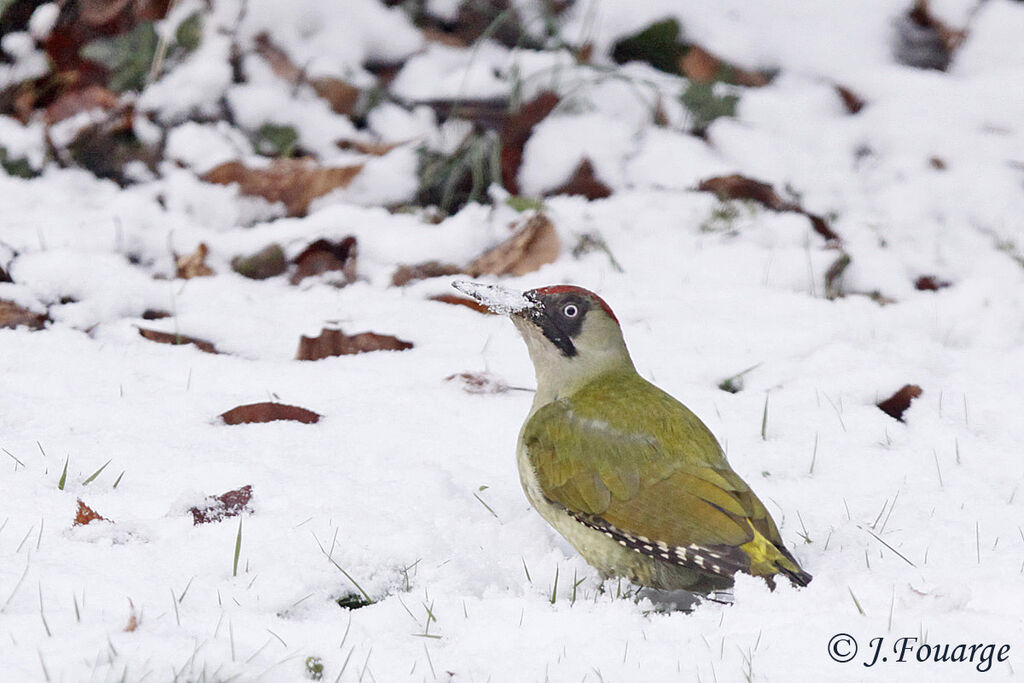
79 0 132 27
547 158 611 200
467 213 560 277
290 236 357 286
500 91 560 195
680 45 769 87
0 300 47 330
877 384 923 422
897 0 966 70
698 174 841 242
445 371 510 394
699 174 790 210
190 485 253 525
391 261 464 287
44 85 119 125
254 33 360 116
296 328 413 361
835 85 865 115
231 244 287 280
141 309 170 320
220 402 321 425
914 275 951 291
138 328 218 354
74 499 109 526
430 294 493 314
202 160 363 217
311 78 360 116
336 139 403 156
176 243 214 279
123 599 138 632
253 32 302 81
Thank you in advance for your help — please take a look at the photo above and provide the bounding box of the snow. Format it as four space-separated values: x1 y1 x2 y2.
2 1 1024 681
452 281 537 314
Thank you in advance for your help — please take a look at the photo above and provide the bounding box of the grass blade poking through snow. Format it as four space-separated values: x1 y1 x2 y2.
233 518 242 577
82 459 111 486
313 533 373 606
57 456 68 490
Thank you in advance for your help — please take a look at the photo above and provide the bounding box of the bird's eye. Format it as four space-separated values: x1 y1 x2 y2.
563 303 579 318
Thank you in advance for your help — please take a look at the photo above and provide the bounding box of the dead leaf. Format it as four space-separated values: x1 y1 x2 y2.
254 33 360 116
467 213 560 277
422 26 469 48
311 78 360 116
835 85 865 114
220 402 321 425
430 294 493 314
79 0 132 27
391 261 464 287
290 237 357 286
231 244 287 280
44 85 119 124
296 328 413 361
176 242 214 279
824 251 852 300
74 499 109 526
698 174 841 242
123 599 138 632
928 156 947 170
141 309 170 320
877 384 923 422
547 158 611 200
0 300 47 330
445 372 510 394
896 0 966 71
202 160 363 217
336 139 403 156
190 485 253 525
680 45 769 87
500 91 560 195
914 275 951 291
138 328 218 354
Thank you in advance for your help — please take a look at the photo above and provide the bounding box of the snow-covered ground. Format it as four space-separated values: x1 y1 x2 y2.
1 0 1023 680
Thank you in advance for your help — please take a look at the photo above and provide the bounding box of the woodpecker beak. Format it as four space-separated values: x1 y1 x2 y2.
451 281 538 318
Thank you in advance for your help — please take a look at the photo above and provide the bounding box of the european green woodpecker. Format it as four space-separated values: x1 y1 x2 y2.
454 281 811 593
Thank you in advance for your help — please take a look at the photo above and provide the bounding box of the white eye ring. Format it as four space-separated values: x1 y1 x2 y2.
563 304 579 318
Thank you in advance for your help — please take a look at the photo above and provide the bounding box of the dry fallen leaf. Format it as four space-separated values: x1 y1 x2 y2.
138 328 218 354
290 237 357 286
445 372 510 394
835 85 865 114
467 213 560 278
500 91 560 195
202 160 363 217
391 261 463 287
698 174 841 242
231 244 287 280
255 33 361 116
176 243 214 279
44 85 120 125
680 45 769 87
190 485 253 525
0 300 48 330
877 384 923 422
547 158 611 200
74 499 109 526
336 139 403 156
296 328 413 361
123 599 138 632
914 275 951 291
429 294 493 314
220 402 321 425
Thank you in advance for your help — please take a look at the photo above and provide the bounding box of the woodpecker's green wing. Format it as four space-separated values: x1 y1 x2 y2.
521 372 809 584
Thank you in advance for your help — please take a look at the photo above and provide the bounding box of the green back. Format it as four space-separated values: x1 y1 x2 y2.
522 371 783 550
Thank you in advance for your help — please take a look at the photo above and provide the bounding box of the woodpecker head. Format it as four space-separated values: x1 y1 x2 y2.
453 282 634 396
